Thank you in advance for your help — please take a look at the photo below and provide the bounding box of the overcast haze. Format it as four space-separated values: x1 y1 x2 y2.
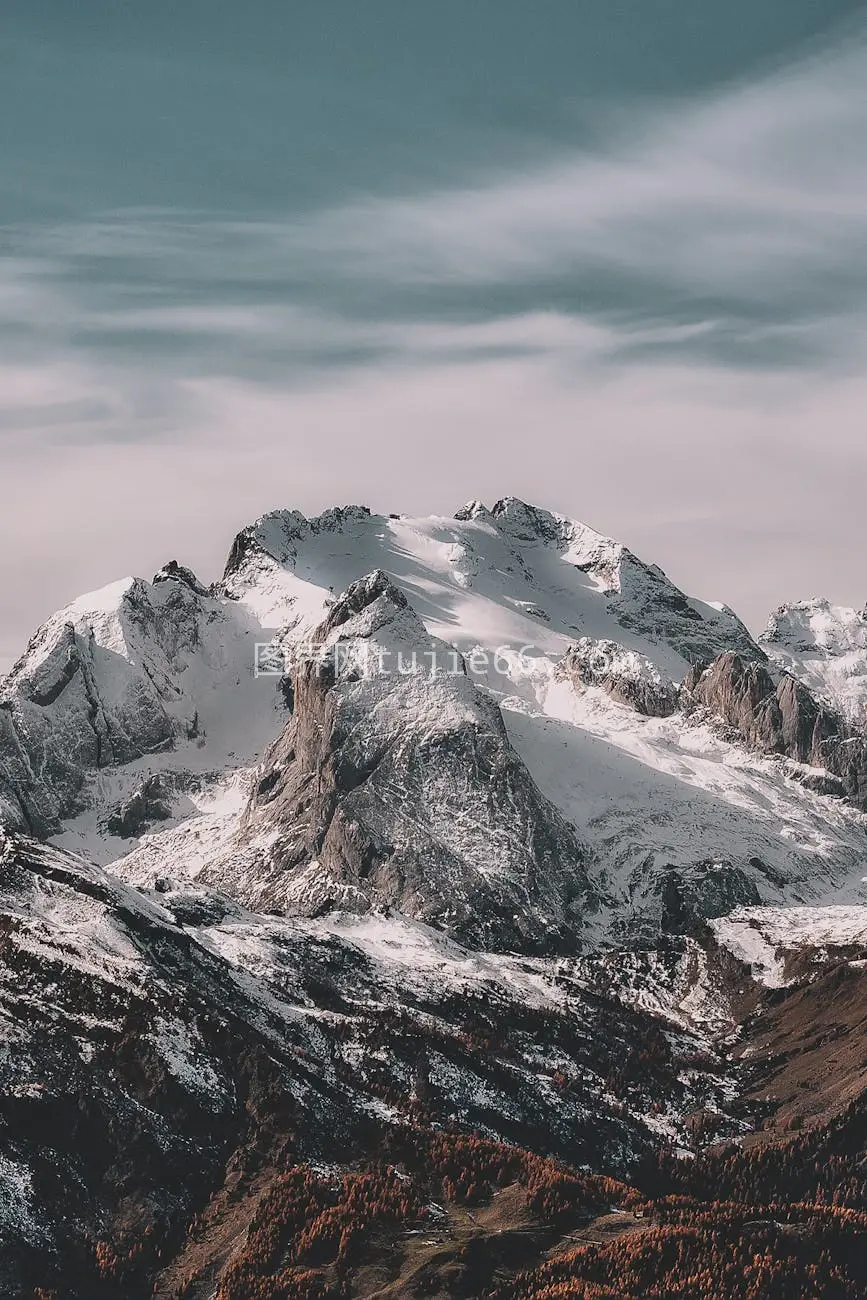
3 2 867 671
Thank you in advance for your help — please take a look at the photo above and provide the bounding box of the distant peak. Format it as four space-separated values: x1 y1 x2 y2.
153 560 208 596
322 569 409 636
454 499 491 521
310 504 371 532
490 497 568 544
762 598 867 655
223 504 374 581
222 508 308 579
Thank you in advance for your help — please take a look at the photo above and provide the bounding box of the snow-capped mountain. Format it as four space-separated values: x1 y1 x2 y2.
3 496 867 1295
3 498 867 942
0 564 275 836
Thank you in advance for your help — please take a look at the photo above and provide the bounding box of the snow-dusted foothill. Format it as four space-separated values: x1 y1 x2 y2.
0 824 742 1289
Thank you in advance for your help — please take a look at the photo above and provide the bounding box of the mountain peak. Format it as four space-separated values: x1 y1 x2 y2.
762 598 867 656
761 598 867 722
321 569 409 634
454 498 491 521
222 504 375 586
153 560 209 596
490 496 575 545
222 508 308 579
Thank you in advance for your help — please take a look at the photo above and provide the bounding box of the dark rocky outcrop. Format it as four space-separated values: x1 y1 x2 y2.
152 559 209 596
657 861 763 934
557 638 679 717
102 775 173 838
682 652 867 806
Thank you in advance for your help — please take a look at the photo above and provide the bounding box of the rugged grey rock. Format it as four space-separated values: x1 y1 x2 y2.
682 651 867 806
556 637 679 717
102 774 173 838
0 575 215 835
206 571 595 952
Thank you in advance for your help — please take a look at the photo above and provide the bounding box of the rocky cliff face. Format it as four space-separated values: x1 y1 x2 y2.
205 571 594 953
682 651 867 806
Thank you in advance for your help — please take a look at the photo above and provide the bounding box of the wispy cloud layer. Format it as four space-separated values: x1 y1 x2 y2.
300 38 867 292
2 28 867 666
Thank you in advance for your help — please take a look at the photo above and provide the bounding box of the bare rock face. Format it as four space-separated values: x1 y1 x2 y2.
682 652 867 806
210 571 594 953
102 775 173 838
557 638 679 717
656 860 763 934
152 559 210 596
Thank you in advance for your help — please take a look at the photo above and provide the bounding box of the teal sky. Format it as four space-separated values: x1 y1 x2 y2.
3 2 867 667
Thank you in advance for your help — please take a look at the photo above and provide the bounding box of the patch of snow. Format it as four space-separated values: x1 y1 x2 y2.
150 1017 231 1109
711 904 867 986
0 1154 43 1243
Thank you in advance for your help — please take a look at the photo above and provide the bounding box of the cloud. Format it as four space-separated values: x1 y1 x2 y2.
5 29 867 392
290 36 867 300
2 28 867 669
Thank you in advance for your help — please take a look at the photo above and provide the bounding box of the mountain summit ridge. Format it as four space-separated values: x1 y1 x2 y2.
2 495 865 943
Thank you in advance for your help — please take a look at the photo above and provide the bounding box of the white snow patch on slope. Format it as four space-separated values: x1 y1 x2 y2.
150 1016 230 1108
0 1154 43 1243
81 770 253 880
712 905 867 987
193 908 574 1012
500 666 867 918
